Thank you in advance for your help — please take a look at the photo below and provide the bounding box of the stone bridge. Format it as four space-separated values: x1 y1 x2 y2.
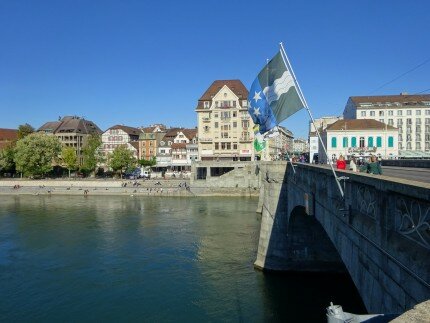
255 161 430 314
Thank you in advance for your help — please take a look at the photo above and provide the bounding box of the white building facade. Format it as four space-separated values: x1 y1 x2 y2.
101 125 141 159
319 119 398 164
308 116 343 162
343 94 430 153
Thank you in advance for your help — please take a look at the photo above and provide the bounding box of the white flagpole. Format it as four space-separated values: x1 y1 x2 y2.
279 42 344 198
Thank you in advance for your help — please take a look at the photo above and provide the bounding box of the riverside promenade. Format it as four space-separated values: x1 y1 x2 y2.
0 178 193 197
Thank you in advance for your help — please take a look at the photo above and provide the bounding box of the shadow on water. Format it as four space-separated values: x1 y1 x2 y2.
259 270 367 322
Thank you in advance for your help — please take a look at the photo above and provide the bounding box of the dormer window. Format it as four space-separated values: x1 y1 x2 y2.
204 101 210 108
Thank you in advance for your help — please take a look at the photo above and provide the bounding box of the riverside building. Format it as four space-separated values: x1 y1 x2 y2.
196 80 255 161
343 94 430 156
319 119 398 164
38 116 102 165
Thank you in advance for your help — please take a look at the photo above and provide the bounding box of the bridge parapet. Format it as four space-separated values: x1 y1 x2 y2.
255 162 430 314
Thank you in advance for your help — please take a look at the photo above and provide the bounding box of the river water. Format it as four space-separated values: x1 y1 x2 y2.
0 196 365 322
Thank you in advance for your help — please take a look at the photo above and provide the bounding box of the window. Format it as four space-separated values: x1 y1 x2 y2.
376 136 382 147
379 111 384 116
426 110 430 115
397 110 403 116
388 119 394 126
407 110 412 116
416 110 421 116
388 110 394 116
370 111 375 116
214 142 219 150
331 137 337 148
204 101 210 108
342 137 348 148
351 137 357 147
399 143 403 150
214 122 219 128
242 120 249 129
397 119 403 126
416 118 422 125
426 118 430 125
215 101 219 107
379 119 384 123
407 142 412 150
416 134 421 141
214 113 218 118
233 143 237 149
233 122 237 128
398 134 403 142
388 136 394 147
359 137 365 148
360 111 366 117
368 137 374 147
406 118 412 125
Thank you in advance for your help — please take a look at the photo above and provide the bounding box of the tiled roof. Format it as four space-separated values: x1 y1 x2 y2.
38 117 101 134
129 141 140 150
38 121 62 133
350 94 430 105
182 128 197 140
326 119 397 131
0 128 18 141
107 125 141 136
197 80 248 107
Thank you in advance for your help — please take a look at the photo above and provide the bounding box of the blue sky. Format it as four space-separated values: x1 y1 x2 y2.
1 0 429 138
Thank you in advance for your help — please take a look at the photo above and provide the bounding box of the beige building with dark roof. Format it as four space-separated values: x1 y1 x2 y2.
196 80 254 161
319 119 398 163
38 116 102 165
343 94 430 154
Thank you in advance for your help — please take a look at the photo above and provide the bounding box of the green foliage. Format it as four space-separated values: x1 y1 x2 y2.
138 157 156 167
61 146 78 177
14 133 62 177
0 144 16 173
108 145 135 178
18 123 35 139
81 134 103 175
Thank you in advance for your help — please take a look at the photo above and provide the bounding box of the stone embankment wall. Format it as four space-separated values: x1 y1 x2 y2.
0 163 262 197
256 162 430 314
190 161 261 196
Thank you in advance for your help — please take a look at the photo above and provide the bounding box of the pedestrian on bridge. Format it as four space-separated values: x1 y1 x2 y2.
336 155 346 170
367 155 383 175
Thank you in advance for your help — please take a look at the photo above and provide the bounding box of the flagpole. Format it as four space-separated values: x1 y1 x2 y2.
279 42 344 198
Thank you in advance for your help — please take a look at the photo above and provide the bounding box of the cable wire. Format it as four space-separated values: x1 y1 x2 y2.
369 57 430 94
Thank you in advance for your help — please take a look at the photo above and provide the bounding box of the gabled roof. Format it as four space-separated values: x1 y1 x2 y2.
181 128 197 140
326 119 397 131
107 125 141 136
129 141 140 150
0 128 19 141
163 127 183 139
198 79 248 102
349 94 430 105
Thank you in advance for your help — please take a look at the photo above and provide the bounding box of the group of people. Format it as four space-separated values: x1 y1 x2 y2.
336 155 382 175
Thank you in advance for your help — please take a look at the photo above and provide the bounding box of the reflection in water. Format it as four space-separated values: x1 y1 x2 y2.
0 196 365 322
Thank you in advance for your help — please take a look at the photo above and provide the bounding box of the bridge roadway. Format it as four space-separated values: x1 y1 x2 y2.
319 164 430 184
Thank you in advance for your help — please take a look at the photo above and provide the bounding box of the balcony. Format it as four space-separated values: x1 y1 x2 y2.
202 117 211 122
239 137 252 142
199 138 213 142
